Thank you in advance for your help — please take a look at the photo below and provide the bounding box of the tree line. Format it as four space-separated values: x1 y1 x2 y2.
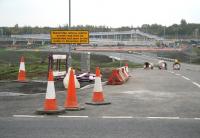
0 19 199 39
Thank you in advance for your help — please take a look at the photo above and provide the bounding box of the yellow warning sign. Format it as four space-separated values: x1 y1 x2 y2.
50 30 89 44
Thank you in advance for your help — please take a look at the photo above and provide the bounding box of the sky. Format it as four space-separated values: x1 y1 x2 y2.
0 0 200 27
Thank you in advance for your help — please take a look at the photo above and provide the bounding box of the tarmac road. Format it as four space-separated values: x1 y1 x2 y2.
0 117 200 138
0 52 200 138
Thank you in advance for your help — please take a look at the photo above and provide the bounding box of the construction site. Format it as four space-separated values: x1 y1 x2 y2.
1 0 200 137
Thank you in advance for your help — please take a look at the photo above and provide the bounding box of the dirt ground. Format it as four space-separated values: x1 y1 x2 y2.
0 80 93 94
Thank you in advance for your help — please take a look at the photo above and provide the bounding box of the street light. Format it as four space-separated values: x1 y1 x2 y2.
69 0 71 28
163 26 166 39
68 0 72 68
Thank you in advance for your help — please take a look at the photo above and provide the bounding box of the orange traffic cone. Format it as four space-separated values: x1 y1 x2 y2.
86 67 111 105
18 56 26 82
64 68 84 111
36 69 65 114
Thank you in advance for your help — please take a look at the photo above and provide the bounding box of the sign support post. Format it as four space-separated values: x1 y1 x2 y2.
50 0 89 69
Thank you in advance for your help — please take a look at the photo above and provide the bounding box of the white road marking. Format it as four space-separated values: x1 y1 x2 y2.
122 90 151 95
12 115 200 120
171 71 175 73
80 81 107 90
80 84 94 90
192 82 200 88
122 91 135 94
102 116 133 119
0 92 28 97
13 115 44 118
175 73 181 76
58 116 89 118
182 76 190 81
147 117 180 120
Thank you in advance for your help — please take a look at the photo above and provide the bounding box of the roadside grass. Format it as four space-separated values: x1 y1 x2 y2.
0 49 142 80
156 47 200 64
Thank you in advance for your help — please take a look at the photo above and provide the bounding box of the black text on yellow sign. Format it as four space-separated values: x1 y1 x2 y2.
50 30 89 44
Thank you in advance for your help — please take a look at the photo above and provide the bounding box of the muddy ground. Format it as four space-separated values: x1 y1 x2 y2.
0 80 94 95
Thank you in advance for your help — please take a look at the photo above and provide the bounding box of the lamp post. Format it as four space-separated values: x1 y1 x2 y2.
69 0 71 28
68 0 72 68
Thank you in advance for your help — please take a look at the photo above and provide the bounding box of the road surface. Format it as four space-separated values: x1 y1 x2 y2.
0 52 200 138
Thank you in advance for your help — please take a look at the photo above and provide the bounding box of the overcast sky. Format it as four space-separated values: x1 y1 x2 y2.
0 0 200 27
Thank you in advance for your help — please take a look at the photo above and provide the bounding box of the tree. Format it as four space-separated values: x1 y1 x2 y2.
14 24 19 28
181 19 187 26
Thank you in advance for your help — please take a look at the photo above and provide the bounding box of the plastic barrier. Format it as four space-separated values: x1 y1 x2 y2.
122 67 129 79
107 69 124 85
107 66 129 85
118 67 128 82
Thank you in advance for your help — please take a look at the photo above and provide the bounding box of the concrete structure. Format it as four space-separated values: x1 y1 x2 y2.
0 30 164 46
90 29 163 41
80 52 90 72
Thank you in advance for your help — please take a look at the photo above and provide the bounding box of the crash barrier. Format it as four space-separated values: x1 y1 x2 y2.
125 63 129 75
107 66 129 85
118 67 128 82
157 57 175 62
109 56 121 62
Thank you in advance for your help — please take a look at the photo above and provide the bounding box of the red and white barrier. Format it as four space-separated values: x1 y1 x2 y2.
107 66 129 85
